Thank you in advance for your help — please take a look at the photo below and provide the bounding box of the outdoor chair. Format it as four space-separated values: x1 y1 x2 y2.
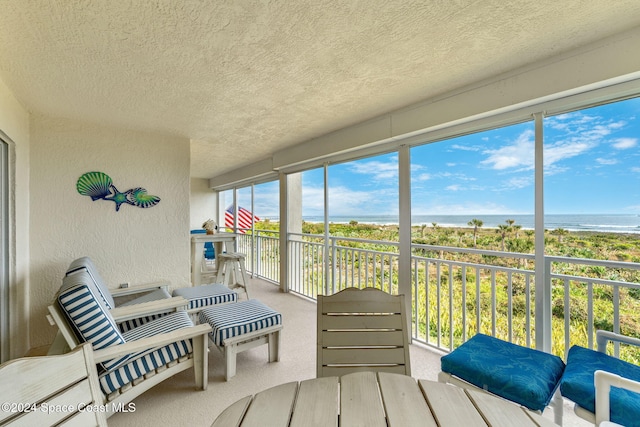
439 333 565 425
66 256 183 332
560 330 640 426
316 287 411 377
47 269 211 417
0 342 107 426
66 255 238 320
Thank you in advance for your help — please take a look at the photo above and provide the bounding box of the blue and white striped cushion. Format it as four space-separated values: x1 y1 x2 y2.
117 288 173 332
199 299 282 347
173 283 238 310
98 311 194 394
67 257 116 309
57 272 129 371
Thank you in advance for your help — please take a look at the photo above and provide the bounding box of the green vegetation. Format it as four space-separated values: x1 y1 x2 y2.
254 219 640 363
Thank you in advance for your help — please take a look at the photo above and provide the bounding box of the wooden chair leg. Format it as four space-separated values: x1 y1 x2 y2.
225 343 237 381
193 333 208 390
268 330 280 362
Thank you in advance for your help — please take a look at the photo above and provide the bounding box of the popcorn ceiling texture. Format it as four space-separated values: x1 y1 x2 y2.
1 1 640 179
28 114 190 348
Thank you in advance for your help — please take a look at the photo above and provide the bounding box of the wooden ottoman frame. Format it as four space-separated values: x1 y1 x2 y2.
199 300 283 380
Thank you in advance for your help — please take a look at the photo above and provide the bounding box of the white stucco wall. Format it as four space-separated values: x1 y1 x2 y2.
29 115 191 348
190 177 217 230
0 76 30 358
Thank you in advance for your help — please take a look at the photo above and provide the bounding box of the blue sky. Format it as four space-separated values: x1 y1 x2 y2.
245 97 640 218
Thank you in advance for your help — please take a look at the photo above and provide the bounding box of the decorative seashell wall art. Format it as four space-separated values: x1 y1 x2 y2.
76 171 161 211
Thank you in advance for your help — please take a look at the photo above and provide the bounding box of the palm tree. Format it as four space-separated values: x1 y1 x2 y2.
552 228 569 243
468 218 483 248
506 219 516 227
513 224 522 239
496 224 511 251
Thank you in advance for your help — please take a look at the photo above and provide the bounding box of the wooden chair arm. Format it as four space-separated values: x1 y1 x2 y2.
110 281 170 297
109 296 189 322
93 323 212 363
596 330 640 353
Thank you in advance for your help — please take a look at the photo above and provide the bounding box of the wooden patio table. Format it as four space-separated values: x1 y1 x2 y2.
211 371 557 427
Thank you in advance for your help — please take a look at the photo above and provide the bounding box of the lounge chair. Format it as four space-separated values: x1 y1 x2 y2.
0 342 107 426
47 269 211 417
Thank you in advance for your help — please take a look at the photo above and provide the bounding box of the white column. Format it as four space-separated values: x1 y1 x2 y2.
398 145 412 342
534 112 551 353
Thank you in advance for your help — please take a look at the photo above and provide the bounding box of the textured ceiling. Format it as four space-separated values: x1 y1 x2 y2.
1 1 640 179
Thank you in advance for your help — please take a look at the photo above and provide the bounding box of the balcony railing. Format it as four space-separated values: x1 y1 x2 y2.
236 229 640 362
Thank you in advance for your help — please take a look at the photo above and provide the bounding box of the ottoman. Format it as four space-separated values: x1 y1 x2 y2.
439 333 566 423
172 283 238 313
199 299 283 380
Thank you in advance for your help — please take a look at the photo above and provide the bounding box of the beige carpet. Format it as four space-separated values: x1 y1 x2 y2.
107 278 588 427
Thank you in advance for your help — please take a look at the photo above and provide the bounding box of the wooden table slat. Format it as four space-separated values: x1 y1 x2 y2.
211 395 252 427
213 373 560 427
523 408 561 427
378 372 437 427
340 371 387 427
466 388 538 427
290 377 339 427
419 380 488 426
240 381 298 427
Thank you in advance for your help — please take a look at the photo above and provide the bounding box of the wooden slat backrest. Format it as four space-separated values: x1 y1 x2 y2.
317 287 411 377
0 343 107 426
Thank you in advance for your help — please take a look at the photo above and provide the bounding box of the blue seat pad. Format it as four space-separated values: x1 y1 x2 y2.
561 345 640 426
173 283 238 310
118 288 173 332
440 333 565 411
199 299 282 347
99 311 194 395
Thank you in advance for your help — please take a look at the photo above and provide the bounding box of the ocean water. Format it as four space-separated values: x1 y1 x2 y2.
297 214 640 234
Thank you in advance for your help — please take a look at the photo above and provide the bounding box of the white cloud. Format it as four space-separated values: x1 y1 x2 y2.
451 144 482 151
446 184 461 191
596 158 618 165
481 129 534 170
501 176 534 190
348 159 398 181
612 137 637 149
413 173 431 181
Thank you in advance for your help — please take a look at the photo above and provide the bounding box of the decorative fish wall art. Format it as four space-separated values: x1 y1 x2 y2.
76 171 161 211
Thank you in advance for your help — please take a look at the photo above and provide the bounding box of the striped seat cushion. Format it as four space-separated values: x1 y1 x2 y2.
57 271 129 371
199 299 282 347
98 311 194 394
172 283 238 311
118 288 172 332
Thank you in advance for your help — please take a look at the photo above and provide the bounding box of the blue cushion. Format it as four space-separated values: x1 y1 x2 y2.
561 345 640 426
99 311 194 394
118 288 172 332
172 283 238 310
66 256 115 309
199 299 282 347
57 271 129 371
440 333 565 411
191 229 215 259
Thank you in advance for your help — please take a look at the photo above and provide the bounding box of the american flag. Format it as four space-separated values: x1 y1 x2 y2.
225 205 260 233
